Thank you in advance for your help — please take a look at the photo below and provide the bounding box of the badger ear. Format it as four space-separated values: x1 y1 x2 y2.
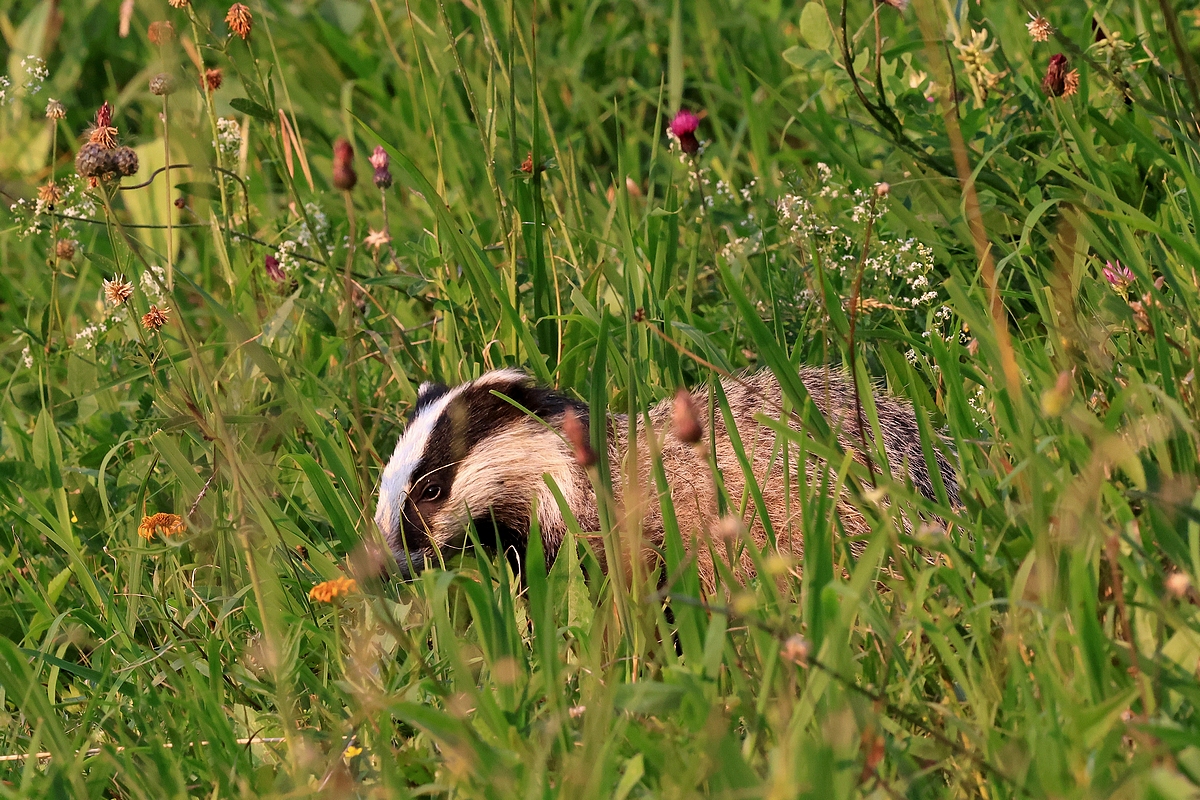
411 381 451 418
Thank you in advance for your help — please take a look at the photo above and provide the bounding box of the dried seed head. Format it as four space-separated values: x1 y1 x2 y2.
38 182 63 205
55 239 77 261
332 138 357 190
671 388 704 444
781 635 810 666
103 275 135 305
204 68 223 92
1062 69 1080 98
562 407 596 468
149 73 176 96
225 3 252 39
141 305 171 331
148 20 175 45
1167 572 1191 598
45 99 66 120
1027 14 1053 43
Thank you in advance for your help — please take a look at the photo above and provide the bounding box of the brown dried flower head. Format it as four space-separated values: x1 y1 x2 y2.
332 138 357 191
204 68 223 92
1042 54 1069 97
562 407 596 468
38 182 63 205
142 305 171 331
103 275 135 305
671 388 704 444
168 0 189 7
55 239 77 261
225 4 252 39
148 20 175 45
138 512 185 540
45 99 66 120
150 73 176 96
1026 14 1053 43
90 102 119 149
308 576 358 603
1062 68 1080 98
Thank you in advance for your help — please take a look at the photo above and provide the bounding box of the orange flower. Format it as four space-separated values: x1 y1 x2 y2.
308 576 358 603
225 4 252 39
203 68 223 92
138 512 185 540
142 305 171 331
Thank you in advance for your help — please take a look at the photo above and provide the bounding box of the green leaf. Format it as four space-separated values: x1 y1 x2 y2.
229 97 274 121
799 2 832 51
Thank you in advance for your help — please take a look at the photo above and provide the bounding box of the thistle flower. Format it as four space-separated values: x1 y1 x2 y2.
203 68 223 92
308 576 358 603
103 275 135 305
1042 54 1075 97
369 145 392 189
88 101 119 149
225 4 252 40
148 20 175 45
671 388 703 444
38 182 62 205
113 146 139 177
76 142 116 178
1027 14 1053 43
332 138 357 191
150 73 176 96
141 305 171 331
364 228 391 251
45 99 66 120
669 109 701 155
138 512 186 539
1103 260 1134 293
562 408 596 468
56 239 77 261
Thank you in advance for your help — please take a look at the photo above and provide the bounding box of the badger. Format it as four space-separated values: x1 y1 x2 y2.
373 368 958 589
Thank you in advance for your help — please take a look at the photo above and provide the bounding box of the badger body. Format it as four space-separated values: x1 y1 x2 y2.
374 368 957 588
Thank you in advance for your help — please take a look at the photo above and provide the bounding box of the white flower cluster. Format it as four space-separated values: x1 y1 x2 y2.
275 239 301 274
21 56 47 93
20 343 33 369
214 117 242 155
75 313 123 351
0 75 10 106
140 265 169 304
8 177 95 239
296 202 329 250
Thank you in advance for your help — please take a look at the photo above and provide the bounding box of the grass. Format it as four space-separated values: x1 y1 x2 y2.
2 0 1200 796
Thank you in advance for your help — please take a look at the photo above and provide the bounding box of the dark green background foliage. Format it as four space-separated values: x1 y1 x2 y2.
2 0 1200 796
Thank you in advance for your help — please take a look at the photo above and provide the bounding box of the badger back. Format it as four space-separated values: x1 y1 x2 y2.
374 370 587 572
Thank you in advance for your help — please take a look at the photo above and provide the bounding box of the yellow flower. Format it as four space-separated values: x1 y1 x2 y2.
342 744 363 761
138 512 185 540
308 576 358 603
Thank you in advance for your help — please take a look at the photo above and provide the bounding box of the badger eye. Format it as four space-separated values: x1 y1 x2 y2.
419 484 443 502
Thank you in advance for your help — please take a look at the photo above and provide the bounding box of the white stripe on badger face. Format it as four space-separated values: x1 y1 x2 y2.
374 386 461 546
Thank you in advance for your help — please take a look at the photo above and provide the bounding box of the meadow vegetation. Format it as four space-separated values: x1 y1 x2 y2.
2 0 1200 796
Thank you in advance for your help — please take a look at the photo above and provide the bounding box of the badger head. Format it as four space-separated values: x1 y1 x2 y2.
374 369 588 577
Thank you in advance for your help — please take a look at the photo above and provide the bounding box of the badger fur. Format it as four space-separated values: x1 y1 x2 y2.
374 368 958 589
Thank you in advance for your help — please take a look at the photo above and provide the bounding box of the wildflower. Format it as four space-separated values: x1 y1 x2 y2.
1167 572 1192 598
364 228 391 251
308 576 358 603
103 275 135 305
214 117 242 155
520 151 534 173
89 102 119 149
875 181 890 198
138 512 186 540
332 138 357 190
342 744 363 761
370 145 392 189
1027 14 1053 42
38 183 62 205
225 4 253 39
45 99 66 119
568 705 586 719
56 239 77 260
671 388 704 444
264 254 286 284
141 305 171 331
669 109 701 155
21 56 47 93
562 408 596 468
204 68 224 92
955 28 1005 105
1042 54 1078 97
169 0 189 7
1103 260 1134 293
781 635 810 666
150 73 176 96
148 20 175 45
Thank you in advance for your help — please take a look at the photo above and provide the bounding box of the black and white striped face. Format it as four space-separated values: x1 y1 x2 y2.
374 369 586 576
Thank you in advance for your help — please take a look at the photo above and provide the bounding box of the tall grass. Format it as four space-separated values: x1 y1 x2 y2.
2 0 1200 796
